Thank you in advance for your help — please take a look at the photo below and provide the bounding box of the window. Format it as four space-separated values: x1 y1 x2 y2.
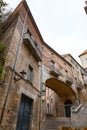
71 59 74 65
51 60 55 66
75 77 77 81
27 29 32 37
27 65 33 83
65 70 68 73
75 63 79 69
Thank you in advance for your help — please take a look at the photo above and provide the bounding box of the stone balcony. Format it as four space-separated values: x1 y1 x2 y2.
75 82 83 90
23 33 42 61
50 65 62 77
64 75 73 86
84 79 87 86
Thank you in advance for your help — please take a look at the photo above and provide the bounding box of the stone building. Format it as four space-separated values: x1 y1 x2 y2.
84 1 87 14
79 50 87 71
0 0 87 130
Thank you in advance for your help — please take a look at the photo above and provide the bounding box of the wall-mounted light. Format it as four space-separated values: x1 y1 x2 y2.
14 70 26 81
38 89 46 97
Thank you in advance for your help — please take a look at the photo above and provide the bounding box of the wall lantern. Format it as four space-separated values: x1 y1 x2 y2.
15 69 26 81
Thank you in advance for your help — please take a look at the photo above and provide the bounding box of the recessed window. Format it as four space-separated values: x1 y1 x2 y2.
51 52 54 55
51 60 55 66
65 70 68 73
64 62 66 65
42 46 44 50
27 29 32 37
75 64 79 69
75 77 77 81
27 65 33 83
71 59 74 64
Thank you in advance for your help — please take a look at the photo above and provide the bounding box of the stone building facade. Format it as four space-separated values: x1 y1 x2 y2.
79 50 87 71
0 0 87 130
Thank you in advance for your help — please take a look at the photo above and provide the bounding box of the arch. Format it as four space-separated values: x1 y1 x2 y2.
45 78 76 101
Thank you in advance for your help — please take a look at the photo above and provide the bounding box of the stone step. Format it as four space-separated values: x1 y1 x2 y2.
41 113 87 130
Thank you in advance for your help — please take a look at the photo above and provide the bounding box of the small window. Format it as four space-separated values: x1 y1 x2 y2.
65 70 68 73
51 60 55 66
75 77 77 81
27 65 33 83
64 62 66 65
51 52 54 55
27 29 32 37
75 64 79 69
71 59 74 64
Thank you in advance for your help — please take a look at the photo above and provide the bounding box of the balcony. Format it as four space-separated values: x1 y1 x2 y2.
23 33 42 61
76 82 83 90
50 65 62 77
84 79 87 86
64 75 73 86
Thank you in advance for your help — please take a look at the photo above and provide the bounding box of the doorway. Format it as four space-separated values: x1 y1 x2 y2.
16 94 33 130
64 100 72 117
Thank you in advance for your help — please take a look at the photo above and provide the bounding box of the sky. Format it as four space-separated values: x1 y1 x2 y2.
5 0 87 64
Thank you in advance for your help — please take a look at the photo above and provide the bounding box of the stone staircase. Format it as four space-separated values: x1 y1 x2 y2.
41 117 71 130
41 103 87 130
71 103 87 127
41 119 59 130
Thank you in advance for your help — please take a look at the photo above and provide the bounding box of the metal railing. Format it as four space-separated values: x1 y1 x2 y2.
84 79 87 86
23 33 42 61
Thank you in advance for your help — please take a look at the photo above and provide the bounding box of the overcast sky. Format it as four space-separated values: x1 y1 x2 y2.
6 0 87 64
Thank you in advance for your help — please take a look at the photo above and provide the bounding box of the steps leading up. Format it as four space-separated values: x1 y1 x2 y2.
41 117 71 130
41 103 87 130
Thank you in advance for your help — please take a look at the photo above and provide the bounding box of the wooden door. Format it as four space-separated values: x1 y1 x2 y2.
16 94 33 130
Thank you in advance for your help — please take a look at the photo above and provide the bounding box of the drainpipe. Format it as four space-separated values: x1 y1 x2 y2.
0 12 27 125
38 61 46 130
38 61 43 130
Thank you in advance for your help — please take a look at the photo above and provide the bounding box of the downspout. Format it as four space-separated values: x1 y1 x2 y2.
38 61 42 130
38 57 44 130
0 12 27 125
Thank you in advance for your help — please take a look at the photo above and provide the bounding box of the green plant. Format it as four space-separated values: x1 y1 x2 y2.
0 43 5 52
0 63 3 73
0 63 4 80
0 0 8 18
0 43 6 81
0 43 6 64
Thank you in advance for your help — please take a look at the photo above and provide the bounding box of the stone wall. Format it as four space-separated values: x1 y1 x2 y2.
0 6 41 130
0 1 87 130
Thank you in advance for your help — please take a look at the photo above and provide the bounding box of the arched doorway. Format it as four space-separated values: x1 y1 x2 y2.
64 100 73 117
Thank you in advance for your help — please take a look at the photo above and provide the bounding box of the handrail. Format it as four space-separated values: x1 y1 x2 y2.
72 104 83 113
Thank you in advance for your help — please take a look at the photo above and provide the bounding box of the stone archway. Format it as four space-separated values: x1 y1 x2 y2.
45 78 76 100
45 78 76 117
